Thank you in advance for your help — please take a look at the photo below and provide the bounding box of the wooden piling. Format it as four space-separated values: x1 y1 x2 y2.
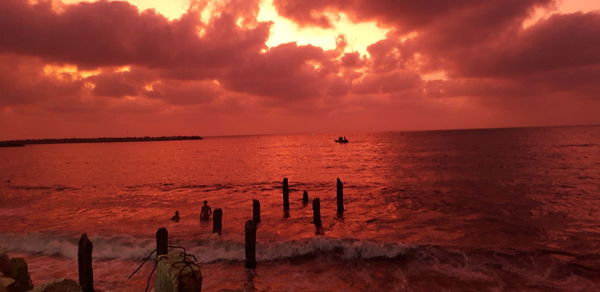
78 233 94 292
213 208 223 235
154 228 203 291
283 177 290 217
156 252 202 291
253 200 261 224
302 191 309 206
244 220 256 269
336 178 344 216
156 227 168 257
312 198 322 229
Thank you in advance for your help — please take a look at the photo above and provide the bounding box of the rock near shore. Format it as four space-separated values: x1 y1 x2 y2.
31 279 82 292
0 249 80 292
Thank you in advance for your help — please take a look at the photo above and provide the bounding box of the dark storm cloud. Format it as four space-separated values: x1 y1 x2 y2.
0 0 599 139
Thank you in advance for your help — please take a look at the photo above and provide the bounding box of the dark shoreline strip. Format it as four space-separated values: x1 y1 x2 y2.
0 136 202 147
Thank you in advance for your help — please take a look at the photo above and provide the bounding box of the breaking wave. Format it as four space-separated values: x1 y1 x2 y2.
0 232 408 263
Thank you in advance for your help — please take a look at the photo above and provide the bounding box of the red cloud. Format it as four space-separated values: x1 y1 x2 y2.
90 71 139 97
353 71 422 95
0 54 84 106
341 52 364 67
1 0 599 139
273 0 551 31
143 79 223 105
222 42 347 101
456 12 600 77
0 0 269 70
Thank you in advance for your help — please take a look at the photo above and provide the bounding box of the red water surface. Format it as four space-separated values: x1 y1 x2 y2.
1 126 599 291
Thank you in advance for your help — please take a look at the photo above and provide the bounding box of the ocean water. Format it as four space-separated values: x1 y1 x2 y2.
1 126 600 291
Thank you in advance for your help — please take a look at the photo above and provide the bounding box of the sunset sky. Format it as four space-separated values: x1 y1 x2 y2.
1 0 599 139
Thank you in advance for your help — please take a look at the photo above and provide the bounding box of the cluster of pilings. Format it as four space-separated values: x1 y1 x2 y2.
72 177 345 291
245 177 345 268
77 229 202 292
283 177 344 217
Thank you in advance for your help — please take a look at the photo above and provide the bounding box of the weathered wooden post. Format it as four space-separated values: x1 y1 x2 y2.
154 227 169 290
253 200 260 224
282 178 290 217
154 227 203 292
336 178 344 217
156 227 168 257
302 191 309 206
213 208 223 235
157 256 202 292
78 233 94 292
312 198 322 229
245 220 256 269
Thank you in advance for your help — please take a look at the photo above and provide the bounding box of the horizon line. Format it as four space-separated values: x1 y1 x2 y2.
2 123 599 142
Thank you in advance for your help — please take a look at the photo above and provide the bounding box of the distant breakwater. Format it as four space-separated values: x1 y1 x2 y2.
0 136 202 147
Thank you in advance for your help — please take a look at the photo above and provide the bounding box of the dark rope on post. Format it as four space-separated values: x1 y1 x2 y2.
128 249 157 279
144 258 160 292
129 242 202 291
167 245 188 255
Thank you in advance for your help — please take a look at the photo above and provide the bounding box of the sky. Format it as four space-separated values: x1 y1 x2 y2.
0 0 599 139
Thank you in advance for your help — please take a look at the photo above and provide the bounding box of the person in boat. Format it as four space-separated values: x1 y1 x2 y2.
200 200 212 221
171 211 180 222
336 136 348 143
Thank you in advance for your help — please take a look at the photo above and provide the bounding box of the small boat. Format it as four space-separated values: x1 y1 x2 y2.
334 136 349 143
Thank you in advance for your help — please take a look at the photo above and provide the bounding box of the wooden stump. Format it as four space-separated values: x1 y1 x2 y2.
336 178 344 216
252 200 260 224
77 234 93 292
302 191 309 206
312 198 322 229
156 252 202 292
213 208 223 235
244 220 256 269
156 227 168 256
154 228 203 292
282 178 290 217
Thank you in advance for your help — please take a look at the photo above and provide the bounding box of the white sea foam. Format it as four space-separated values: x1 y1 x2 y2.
0 232 409 263
0 232 153 260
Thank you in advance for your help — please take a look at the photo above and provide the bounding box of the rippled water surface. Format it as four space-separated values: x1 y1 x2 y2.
1 126 600 291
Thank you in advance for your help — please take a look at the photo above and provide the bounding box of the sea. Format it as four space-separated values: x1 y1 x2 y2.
1 126 599 291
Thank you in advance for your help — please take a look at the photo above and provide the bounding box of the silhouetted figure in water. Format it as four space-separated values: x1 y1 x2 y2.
171 211 180 222
200 200 212 221
302 190 309 206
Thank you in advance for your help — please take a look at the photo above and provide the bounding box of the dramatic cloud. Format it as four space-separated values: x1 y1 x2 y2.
456 12 600 77
0 54 84 106
0 0 599 139
0 0 270 69
223 43 347 101
272 0 551 31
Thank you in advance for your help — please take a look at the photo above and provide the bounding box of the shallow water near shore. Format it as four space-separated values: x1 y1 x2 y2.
1 126 600 291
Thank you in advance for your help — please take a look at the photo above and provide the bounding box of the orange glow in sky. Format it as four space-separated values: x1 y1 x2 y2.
62 0 388 55
257 0 388 55
56 0 597 57
1 0 599 139
58 0 597 58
